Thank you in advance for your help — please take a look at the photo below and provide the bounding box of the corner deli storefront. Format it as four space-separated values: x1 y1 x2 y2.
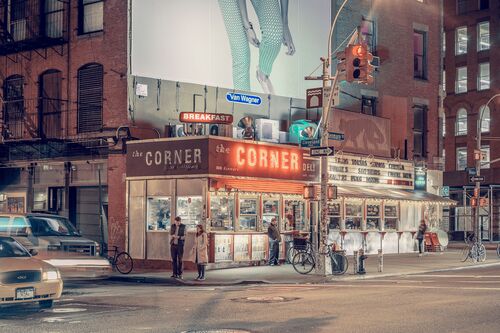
125 136 319 268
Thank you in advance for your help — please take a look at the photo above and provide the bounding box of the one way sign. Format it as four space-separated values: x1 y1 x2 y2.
310 147 335 157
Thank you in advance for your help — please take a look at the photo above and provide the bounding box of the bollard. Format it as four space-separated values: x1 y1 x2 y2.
378 249 383 272
353 250 358 275
358 248 367 275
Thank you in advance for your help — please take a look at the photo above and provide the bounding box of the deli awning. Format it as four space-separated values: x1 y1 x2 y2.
336 185 456 205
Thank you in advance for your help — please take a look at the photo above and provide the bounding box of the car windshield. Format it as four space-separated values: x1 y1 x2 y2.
29 216 80 237
0 238 30 257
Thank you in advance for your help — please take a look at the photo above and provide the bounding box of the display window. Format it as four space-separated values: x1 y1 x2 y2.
327 201 342 230
384 204 399 230
234 234 251 261
366 202 381 230
239 197 258 231
176 196 203 229
345 202 362 230
214 234 233 262
262 198 280 231
210 193 235 231
284 199 306 231
146 196 171 231
251 234 267 260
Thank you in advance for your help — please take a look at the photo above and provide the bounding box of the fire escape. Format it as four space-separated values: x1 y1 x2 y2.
0 0 110 164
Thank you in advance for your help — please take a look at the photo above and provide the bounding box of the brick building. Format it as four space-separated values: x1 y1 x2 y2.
442 0 500 241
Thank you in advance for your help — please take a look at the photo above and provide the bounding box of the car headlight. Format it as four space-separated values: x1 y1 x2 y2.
42 270 61 281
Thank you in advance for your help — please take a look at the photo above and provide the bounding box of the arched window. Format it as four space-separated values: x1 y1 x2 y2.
479 105 490 133
39 69 62 138
77 63 103 133
455 108 467 136
2 75 25 139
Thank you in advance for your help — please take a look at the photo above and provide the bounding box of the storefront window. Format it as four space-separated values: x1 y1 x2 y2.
384 204 398 230
345 202 362 230
210 194 235 231
177 196 203 229
328 202 341 230
366 203 381 230
262 198 279 230
284 199 306 231
214 234 233 262
239 198 258 230
146 196 171 231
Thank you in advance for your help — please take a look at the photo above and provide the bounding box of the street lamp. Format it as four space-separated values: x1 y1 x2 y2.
474 93 500 243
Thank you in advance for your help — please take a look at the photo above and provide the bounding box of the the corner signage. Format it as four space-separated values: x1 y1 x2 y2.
226 92 262 106
126 137 319 182
300 139 321 148
310 147 334 157
328 132 345 141
469 176 485 183
414 169 427 191
179 112 233 125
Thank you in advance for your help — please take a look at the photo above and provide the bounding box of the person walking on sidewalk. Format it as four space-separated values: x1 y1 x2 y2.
170 216 186 279
267 217 281 266
191 224 209 281
416 220 427 257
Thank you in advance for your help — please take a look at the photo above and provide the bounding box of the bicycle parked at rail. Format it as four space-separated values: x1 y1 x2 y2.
291 239 348 275
496 243 500 258
461 234 486 263
286 237 313 264
106 245 134 274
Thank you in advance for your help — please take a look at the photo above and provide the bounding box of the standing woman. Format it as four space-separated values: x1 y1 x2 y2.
192 224 209 281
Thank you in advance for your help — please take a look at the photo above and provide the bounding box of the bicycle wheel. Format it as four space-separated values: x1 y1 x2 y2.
478 244 486 262
115 252 134 274
460 246 470 262
292 251 315 275
286 246 297 264
330 252 348 275
497 244 500 258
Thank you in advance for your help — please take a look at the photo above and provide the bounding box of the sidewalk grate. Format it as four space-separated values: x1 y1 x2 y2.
231 296 299 303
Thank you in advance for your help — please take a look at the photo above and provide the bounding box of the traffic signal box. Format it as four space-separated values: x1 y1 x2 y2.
337 44 374 84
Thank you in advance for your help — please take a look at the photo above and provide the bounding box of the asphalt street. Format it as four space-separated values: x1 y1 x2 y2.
1 266 499 333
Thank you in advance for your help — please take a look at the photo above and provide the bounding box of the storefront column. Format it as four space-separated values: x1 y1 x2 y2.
26 163 35 213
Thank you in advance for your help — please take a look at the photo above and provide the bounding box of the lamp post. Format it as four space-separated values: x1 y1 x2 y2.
474 93 500 243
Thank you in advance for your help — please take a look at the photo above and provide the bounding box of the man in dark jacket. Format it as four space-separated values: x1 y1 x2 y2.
267 217 281 266
416 220 427 257
170 216 186 278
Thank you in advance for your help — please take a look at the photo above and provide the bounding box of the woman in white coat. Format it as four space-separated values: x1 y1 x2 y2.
192 224 209 281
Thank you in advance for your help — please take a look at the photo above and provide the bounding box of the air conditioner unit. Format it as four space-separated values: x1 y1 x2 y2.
255 119 279 143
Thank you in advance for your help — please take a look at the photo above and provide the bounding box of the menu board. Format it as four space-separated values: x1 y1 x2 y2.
234 234 250 261
214 234 233 262
251 234 267 261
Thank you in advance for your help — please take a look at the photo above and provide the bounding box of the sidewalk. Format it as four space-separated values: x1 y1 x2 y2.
108 249 500 286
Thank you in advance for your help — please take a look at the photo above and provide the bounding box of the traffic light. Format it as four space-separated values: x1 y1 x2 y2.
346 44 375 84
336 49 347 82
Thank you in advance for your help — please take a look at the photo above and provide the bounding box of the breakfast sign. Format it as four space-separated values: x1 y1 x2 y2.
126 137 319 182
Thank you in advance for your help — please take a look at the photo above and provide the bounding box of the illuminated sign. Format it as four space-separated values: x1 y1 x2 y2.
179 112 233 124
226 93 262 106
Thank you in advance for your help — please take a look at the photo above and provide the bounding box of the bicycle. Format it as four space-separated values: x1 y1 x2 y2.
292 242 348 275
106 245 134 274
461 236 486 263
286 237 312 264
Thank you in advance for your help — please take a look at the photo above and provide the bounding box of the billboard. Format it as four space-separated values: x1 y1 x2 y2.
131 0 331 99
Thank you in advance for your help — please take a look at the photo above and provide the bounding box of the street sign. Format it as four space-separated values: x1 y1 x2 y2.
328 132 345 141
306 88 323 109
440 186 450 197
469 176 485 183
465 167 477 176
300 138 321 148
310 146 335 157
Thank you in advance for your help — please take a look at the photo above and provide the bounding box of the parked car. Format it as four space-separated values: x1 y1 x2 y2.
0 213 112 279
0 236 63 308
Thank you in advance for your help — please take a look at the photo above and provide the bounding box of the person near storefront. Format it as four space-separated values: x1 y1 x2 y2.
191 224 209 281
267 217 281 265
170 216 186 279
416 220 427 257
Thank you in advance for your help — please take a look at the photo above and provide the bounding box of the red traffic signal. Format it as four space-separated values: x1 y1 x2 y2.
345 44 374 84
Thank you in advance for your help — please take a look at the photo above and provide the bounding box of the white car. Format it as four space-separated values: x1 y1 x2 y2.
0 236 63 308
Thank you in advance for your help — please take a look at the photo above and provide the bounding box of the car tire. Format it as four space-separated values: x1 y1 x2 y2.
39 300 54 309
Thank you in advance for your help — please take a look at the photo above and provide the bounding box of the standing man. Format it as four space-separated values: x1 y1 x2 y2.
267 217 281 266
416 220 427 257
170 216 186 278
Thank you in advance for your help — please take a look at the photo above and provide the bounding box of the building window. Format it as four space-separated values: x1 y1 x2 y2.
479 105 490 133
2 75 25 139
455 108 468 136
44 0 64 38
146 196 171 231
38 70 62 138
457 0 468 14
360 18 376 52
79 0 103 34
456 147 467 170
455 66 467 94
481 146 490 169
478 63 490 91
361 96 377 115
413 105 427 158
413 31 427 80
77 63 103 133
479 0 489 10
477 22 490 51
455 26 467 55
8 0 28 41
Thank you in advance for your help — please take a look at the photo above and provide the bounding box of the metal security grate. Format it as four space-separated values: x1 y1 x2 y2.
77 63 103 133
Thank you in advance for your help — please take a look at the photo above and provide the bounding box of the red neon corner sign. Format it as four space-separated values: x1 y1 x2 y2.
179 112 233 125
